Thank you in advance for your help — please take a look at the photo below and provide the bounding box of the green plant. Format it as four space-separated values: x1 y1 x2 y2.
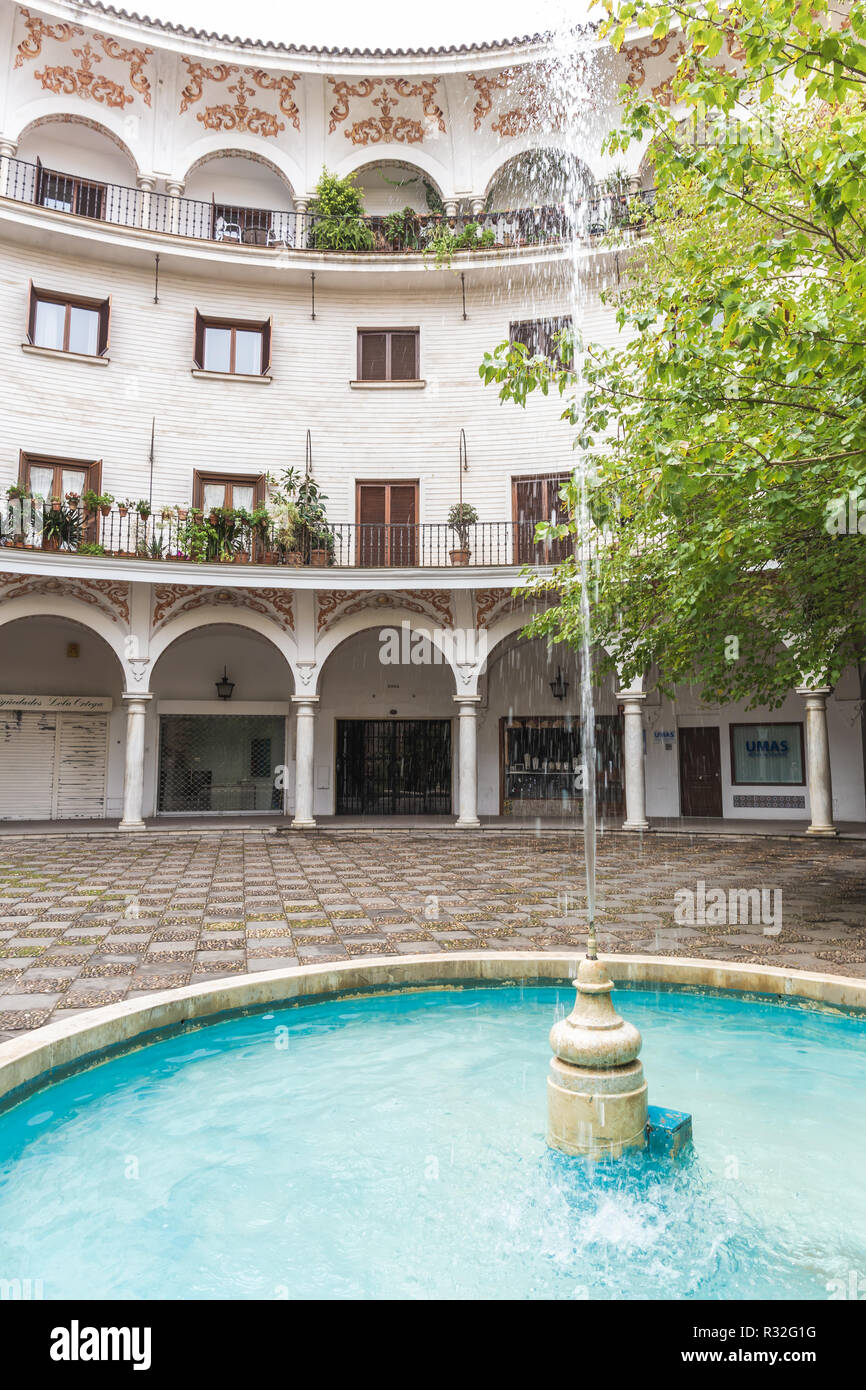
77 542 106 556
383 205 421 251
82 489 100 513
96 493 114 509
41 502 82 550
455 221 495 250
308 169 374 252
137 534 164 560
6 483 27 501
447 501 478 549
135 499 152 519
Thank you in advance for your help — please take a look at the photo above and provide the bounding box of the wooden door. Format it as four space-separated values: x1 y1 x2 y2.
356 481 417 566
513 474 571 564
679 726 723 817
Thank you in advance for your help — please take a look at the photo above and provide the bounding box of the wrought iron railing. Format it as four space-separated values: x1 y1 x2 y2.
1 504 570 568
0 156 655 253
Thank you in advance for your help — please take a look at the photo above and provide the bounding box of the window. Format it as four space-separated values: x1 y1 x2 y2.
250 737 272 779
37 166 106 220
356 481 418 565
26 283 110 357
19 452 100 503
192 472 265 513
509 316 572 365
357 329 419 382
193 310 271 376
513 473 572 564
730 724 805 786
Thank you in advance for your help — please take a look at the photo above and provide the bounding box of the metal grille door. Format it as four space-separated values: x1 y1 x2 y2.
158 715 286 814
336 719 452 815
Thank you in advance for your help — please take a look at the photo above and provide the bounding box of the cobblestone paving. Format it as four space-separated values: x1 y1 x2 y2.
0 829 864 1037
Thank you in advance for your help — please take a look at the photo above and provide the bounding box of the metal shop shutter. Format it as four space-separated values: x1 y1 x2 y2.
54 713 109 819
0 712 57 820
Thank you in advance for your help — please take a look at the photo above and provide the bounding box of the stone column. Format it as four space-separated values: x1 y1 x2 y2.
617 689 650 831
294 198 308 248
444 199 459 221
797 686 837 835
292 696 318 828
136 175 155 231
118 694 152 831
0 139 16 198
165 180 184 236
470 197 486 217
454 696 481 827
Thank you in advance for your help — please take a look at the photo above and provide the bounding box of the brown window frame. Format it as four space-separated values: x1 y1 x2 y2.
26 281 111 357
18 451 102 501
37 165 107 221
509 316 572 365
729 722 806 787
355 479 419 566
193 309 272 376
357 328 420 382
192 471 266 511
512 471 572 564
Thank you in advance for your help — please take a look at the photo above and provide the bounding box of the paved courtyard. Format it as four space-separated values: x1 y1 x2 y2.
0 828 864 1037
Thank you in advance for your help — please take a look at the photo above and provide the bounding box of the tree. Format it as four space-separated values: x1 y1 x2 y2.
480 0 866 707
308 169 374 252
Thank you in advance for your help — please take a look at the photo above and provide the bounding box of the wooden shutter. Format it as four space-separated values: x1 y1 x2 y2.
0 712 57 820
54 713 109 818
261 316 272 374
389 482 417 565
357 483 386 565
98 296 111 356
193 309 205 368
26 279 36 343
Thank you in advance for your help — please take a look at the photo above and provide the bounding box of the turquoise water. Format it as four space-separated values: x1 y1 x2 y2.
0 984 865 1300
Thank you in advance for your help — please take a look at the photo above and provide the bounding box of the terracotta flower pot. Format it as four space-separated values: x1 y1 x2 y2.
286 551 303 567
450 548 471 566
43 536 61 551
100 505 111 517
310 548 329 567
233 552 249 564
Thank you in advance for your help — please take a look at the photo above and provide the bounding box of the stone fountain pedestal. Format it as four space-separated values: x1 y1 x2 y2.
547 956 648 1159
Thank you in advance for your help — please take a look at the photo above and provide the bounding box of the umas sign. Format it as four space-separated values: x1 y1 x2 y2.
744 737 789 756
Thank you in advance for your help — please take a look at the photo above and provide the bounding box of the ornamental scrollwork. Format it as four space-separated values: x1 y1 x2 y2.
34 42 133 110
14 8 83 67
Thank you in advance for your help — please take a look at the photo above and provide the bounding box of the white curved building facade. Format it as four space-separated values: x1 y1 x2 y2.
0 0 863 831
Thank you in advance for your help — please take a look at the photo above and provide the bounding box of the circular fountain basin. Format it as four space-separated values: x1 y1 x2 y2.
0 959 864 1300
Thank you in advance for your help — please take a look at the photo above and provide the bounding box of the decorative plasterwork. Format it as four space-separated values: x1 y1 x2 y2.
0 573 130 624
197 75 284 137
16 11 153 106
34 41 134 109
14 8 83 67
151 584 294 633
248 69 301 131
326 76 445 146
622 36 672 89
465 69 521 129
474 588 545 629
179 58 236 112
316 589 453 633
179 59 301 134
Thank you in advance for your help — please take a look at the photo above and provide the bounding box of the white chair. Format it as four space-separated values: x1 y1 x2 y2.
214 216 241 243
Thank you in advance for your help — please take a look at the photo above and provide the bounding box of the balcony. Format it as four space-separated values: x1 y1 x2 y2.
1 503 562 570
0 158 655 255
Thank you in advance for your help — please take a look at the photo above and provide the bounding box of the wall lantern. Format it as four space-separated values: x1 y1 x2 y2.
549 667 569 702
215 668 235 700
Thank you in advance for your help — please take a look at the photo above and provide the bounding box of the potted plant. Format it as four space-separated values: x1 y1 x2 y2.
50 494 63 513
82 489 100 517
447 501 478 565
41 501 82 553
176 504 189 522
77 541 106 557
135 499 152 521
308 168 374 252
232 508 253 563
117 499 131 518
383 205 421 252
6 483 27 502
65 490 81 508
96 493 114 517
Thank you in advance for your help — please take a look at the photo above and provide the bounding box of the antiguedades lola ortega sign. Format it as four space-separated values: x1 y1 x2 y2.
0 694 112 711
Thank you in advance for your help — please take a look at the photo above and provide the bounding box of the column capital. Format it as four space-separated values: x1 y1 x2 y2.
796 685 832 700
616 689 647 705
453 695 482 706
291 695 319 707
122 692 153 704
0 139 17 158
165 180 184 196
